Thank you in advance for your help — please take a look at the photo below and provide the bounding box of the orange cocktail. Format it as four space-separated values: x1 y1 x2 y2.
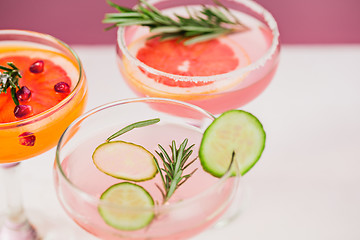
0 29 87 240
0 32 87 163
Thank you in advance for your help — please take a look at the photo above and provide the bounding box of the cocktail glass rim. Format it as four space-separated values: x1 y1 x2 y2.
0 29 84 129
55 97 241 212
117 0 280 83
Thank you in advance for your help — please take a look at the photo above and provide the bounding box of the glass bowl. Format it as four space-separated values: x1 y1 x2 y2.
54 97 241 239
116 0 280 114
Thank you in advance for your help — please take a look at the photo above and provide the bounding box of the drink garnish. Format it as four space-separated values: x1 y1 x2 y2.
99 182 155 231
93 118 160 181
0 55 76 123
93 118 197 230
93 117 197 195
199 110 266 177
103 0 248 45
93 110 266 231
106 118 160 142
154 139 197 203
0 62 22 106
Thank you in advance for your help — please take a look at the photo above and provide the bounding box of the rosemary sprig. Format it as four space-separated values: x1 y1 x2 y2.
103 0 248 45
154 138 197 203
105 119 197 203
0 62 22 106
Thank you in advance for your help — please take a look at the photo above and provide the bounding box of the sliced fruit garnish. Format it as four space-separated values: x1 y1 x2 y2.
123 34 251 98
0 53 74 123
92 141 158 182
136 37 238 86
99 182 155 231
199 110 266 177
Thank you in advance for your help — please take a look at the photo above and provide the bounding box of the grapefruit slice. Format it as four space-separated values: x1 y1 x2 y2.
137 37 239 84
99 182 155 231
0 48 78 123
122 35 251 99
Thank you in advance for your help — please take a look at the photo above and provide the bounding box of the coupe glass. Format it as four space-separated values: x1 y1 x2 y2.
0 30 88 239
116 0 280 114
54 98 241 239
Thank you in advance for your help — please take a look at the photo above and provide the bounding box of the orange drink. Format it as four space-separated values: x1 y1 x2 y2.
0 32 87 163
0 29 87 240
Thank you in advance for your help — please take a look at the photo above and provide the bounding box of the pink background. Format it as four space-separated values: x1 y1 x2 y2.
1 0 359 45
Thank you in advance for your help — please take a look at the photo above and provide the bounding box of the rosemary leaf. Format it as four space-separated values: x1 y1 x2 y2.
180 26 220 32
11 88 19 106
150 26 182 34
116 20 155 26
106 0 133 13
184 31 226 45
153 157 166 187
105 12 143 18
0 66 13 71
106 118 160 142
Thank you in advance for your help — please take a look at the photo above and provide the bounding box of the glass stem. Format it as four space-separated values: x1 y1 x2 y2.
2 163 25 223
1 163 38 240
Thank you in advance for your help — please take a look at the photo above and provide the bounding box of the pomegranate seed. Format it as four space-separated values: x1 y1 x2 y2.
14 105 32 118
54 82 70 93
29 60 44 73
16 86 32 102
18 132 36 146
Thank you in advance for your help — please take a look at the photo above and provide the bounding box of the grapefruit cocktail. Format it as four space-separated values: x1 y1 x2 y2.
111 0 280 114
0 30 87 240
54 98 266 239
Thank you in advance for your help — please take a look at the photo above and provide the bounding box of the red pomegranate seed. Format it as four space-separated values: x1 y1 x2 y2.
18 132 36 146
29 60 44 73
14 105 33 118
54 82 70 93
16 86 32 102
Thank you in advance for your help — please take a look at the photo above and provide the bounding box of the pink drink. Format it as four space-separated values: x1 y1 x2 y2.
54 99 240 240
116 1 280 114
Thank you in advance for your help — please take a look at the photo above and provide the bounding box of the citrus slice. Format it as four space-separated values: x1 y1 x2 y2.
122 35 251 98
199 110 266 177
92 141 158 181
0 48 78 123
137 37 239 80
99 182 155 231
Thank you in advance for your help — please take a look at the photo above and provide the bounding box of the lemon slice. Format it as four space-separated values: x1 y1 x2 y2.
92 141 158 181
99 182 154 231
199 110 266 177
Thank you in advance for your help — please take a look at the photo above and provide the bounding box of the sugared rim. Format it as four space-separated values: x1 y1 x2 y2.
117 0 280 82
55 97 241 211
0 29 84 129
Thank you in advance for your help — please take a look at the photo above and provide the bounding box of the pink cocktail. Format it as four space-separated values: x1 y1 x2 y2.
115 0 280 114
54 98 241 239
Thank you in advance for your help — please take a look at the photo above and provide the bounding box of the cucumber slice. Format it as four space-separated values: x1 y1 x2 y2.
199 110 266 177
99 182 155 231
93 141 158 181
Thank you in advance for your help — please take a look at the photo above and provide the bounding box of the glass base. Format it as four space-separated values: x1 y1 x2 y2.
0 219 38 240
212 178 248 229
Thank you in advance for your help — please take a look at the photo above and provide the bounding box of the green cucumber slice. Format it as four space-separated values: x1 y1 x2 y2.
99 182 155 231
199 110 266 177
92 141 158 181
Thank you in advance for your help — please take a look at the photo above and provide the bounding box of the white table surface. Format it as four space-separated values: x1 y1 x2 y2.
1 44 360 240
